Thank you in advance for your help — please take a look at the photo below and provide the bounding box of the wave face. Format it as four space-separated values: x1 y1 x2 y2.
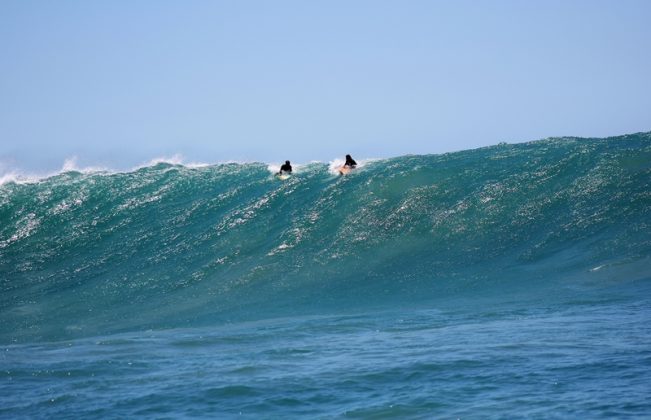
1 133 650 342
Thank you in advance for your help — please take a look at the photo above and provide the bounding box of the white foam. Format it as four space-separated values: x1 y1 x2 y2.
62 157 78 172
0 171 43 186
0 155 380 186
132 154 214 171
185 161 211 169
0 156 108 185
267 163 281 174
0 172 23 185
61 156 109 174
135 154 185 169
327 157 378 175
328 158 346 174
267 161 317 174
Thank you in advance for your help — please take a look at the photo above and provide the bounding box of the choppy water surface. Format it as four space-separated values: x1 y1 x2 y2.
3 288 650 418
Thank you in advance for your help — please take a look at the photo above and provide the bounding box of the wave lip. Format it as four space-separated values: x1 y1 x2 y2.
1 132 650 343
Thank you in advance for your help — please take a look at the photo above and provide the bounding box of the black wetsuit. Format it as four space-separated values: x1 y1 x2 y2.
344 157 357 168
279 163 292 173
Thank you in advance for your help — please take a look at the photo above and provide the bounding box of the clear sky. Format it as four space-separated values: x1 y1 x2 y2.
1 0 650 171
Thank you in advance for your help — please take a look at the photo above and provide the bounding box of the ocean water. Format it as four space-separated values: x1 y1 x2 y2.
1 133 650 418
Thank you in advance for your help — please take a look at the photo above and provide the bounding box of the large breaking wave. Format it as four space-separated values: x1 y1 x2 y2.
1 133 650 343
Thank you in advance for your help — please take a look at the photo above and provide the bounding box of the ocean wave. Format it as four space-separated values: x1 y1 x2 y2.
1 133 650 343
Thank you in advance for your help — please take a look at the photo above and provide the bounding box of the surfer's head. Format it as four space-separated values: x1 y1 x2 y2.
285 160 290 165
346 155 352 160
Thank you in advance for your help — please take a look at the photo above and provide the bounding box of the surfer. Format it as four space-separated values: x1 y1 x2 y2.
338 154 358 175
279 160 292 174
344 154 357 168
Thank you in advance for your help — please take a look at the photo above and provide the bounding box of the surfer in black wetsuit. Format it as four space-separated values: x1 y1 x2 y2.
344 154 357 168
279 160 292 174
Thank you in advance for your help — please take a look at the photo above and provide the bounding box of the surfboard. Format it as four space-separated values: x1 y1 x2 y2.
338 166 353 175
276 173 291 180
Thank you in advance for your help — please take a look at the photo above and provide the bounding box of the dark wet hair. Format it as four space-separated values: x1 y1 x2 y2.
346 155 351 159
285 160 290 164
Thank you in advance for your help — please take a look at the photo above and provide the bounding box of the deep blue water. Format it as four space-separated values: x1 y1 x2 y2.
1 133 650 417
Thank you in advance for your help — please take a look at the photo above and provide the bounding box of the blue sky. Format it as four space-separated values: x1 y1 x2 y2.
1 0 650 171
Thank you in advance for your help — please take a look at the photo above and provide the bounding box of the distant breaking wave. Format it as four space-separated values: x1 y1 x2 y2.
1 133 650 343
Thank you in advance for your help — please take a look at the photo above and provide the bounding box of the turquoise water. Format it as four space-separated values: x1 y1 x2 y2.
1 133 650 417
